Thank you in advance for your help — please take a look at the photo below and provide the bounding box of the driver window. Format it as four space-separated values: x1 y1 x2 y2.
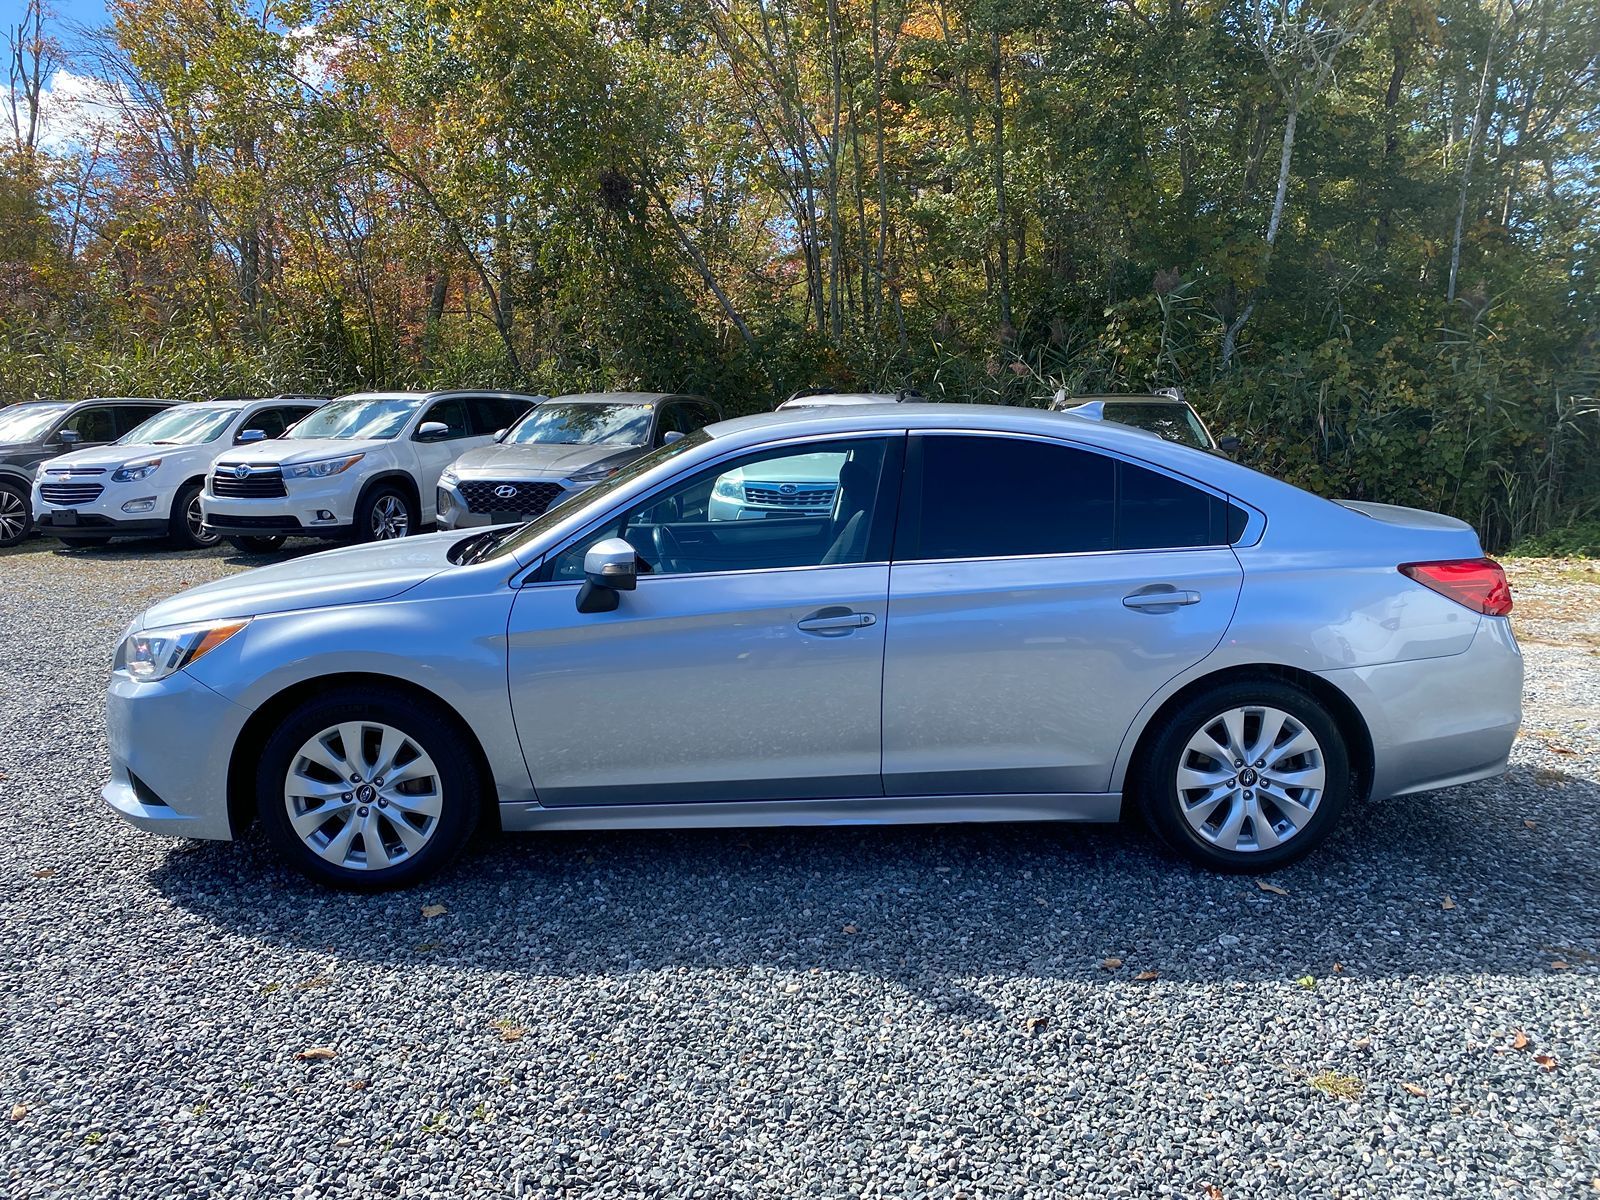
551 437 892 580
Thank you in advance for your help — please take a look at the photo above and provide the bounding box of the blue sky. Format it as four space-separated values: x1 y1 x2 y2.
13 0 109 33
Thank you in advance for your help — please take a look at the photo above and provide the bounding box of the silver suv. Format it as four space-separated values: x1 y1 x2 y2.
437 392 722 529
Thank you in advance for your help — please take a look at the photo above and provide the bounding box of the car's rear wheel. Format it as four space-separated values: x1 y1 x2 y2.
169 481 221 549
1136 680 1350 872
0 481 31 547
256 687 481 889
226 535 286 554
356 484 414 542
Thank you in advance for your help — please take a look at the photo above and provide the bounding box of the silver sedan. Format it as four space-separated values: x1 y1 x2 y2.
104 404 1522 888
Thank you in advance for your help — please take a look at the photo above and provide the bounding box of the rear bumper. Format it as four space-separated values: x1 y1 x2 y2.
103 668 252 841
1320 617 1523 800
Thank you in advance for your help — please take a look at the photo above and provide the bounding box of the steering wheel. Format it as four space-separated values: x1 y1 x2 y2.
650 523 691 574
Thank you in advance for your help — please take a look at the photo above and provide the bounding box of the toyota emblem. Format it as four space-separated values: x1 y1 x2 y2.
494 484 518 500
233 464 251 479
780 483 797 495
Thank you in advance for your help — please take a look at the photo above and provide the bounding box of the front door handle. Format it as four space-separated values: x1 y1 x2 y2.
1122 587 1201 610
797 607 878 635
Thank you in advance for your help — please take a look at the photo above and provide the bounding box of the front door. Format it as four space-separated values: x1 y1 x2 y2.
507 435 900 806
882 432 1245 796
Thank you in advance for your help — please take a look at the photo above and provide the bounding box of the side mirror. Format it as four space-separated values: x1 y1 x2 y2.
236 428 267 444
1217 435 1242 454
576 537 638 613
493 428 508 442
56 429 82 447
661 430 686 445
416 421 450 441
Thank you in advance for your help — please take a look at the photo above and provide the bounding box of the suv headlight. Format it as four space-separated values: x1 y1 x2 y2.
439 468 459 488
285 454 363 479
711 472 745 502
114 618 250 682
569 465 620 484
112 458 162 482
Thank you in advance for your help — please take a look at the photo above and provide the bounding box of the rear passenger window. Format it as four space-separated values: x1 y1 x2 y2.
472 396 536 435
903 435 1242 560
115 406 169 436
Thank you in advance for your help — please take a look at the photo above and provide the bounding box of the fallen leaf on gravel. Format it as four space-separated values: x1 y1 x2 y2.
842 923 859 935
1441 896 1456 911
1351 1037 1372 1052
1511 1031 1530 1051
1296 975 1317 990
1333 963 1345 973
1256 880 1288 896
1551 960 1570 971
295 975 331 990
1204 1186 1224 1200
1547 744 1577 755
29 868 55 879
350 1080 369 1091
10 1104 25 1121
295 1047 338 1062
1534 1054 1557 1071
1024 1016 1048 1035
420 904 448 919
1402 1083 1427 1098
1523 818 1538 830
1307 1070 1363 1100
1101 957 1123 970
495 1024 525 1044
1134 970 1160 981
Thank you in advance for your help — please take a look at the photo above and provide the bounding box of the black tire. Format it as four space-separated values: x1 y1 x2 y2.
0 480 31 547
168 480 221 550
354 482 416 542
256 686 482 890
226 535 287 554
1134 680 1350 873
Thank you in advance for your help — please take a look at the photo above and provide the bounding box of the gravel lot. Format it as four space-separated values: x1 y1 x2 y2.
1 537 1596 1198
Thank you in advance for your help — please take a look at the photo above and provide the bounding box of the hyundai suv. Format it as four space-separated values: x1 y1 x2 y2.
437 392 721 529
0 397 177 547
33 397 326 549
202 391 541 551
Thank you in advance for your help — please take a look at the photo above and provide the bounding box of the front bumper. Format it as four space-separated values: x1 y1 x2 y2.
32 481 179 539
36 512 169 538
436 476 583 530
202 483 354 539
1321 616 1523 801
103 668 253 841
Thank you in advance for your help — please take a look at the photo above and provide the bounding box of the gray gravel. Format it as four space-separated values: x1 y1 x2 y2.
1 537 1596 1198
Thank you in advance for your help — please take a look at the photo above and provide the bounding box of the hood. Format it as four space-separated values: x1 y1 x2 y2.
39 444 159 473
134 531 466 629
214 437 390 467
451 441 640 479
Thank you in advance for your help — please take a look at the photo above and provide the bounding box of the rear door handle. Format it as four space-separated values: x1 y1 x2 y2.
1122 588 1201 610
797 607 878 635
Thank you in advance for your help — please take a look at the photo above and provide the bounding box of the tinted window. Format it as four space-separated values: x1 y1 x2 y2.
420 397 471 439
550 438 894 580
1102 402 1211 449
904 435 1236 560
242 407 289 439
472 396 536 436
62 406 120 443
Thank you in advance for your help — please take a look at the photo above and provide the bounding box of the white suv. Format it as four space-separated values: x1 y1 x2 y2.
32 397 326 549
201 391 541 551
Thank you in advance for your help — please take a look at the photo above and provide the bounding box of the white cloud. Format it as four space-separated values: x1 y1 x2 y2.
16 68 129 153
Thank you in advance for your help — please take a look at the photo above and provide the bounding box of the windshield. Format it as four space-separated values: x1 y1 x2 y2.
1105 403 1212 449
504 402 654 447
0 403 68 444
118 405 239 446
461 431 708 564
288 397 420 440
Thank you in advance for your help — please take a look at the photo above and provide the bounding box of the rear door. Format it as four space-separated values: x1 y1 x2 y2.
882 432 1244 796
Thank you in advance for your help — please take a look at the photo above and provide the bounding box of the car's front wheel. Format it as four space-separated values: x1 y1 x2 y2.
169 481 222 550
1136 680 1350 872
356 484 415 542
0 481 31 547
256 687 481 889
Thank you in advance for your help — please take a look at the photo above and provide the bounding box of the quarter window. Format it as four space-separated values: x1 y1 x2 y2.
472 396 536 436
901 434 1239 561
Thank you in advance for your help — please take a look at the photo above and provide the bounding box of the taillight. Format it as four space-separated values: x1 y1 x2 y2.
1399 558 1513 616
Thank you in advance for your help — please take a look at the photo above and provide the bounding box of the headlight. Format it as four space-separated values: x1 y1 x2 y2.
114 618 250 682
439 469 459 488
112 458 163 482
285 454 363 479
712 472 745 501
569 465 620 484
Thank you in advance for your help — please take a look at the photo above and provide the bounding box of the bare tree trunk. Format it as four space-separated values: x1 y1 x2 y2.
1449 26 1498 303
989 28 1012 333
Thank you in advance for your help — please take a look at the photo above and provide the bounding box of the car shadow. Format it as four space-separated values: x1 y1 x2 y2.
150 768 1597 1017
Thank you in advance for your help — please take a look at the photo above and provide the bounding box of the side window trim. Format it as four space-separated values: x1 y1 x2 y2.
895 429 1248 564
525 430 906 586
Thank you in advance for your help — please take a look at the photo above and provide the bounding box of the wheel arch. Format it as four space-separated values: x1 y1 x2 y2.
226 671 500 838
357 471 421 516
1117 663 1374 805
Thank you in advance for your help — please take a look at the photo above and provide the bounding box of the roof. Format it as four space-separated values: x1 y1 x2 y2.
549 392 696 406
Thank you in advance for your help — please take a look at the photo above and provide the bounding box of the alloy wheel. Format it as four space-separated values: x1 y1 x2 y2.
284 721 443 871
187 492 219 546
371 494 409 539
0 488 25 542
1175 705 1326 853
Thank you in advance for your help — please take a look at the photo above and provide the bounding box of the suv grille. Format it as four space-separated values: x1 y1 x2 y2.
459 480 565 516
743 482 837 512
39 482 104 504
211 465 288 498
